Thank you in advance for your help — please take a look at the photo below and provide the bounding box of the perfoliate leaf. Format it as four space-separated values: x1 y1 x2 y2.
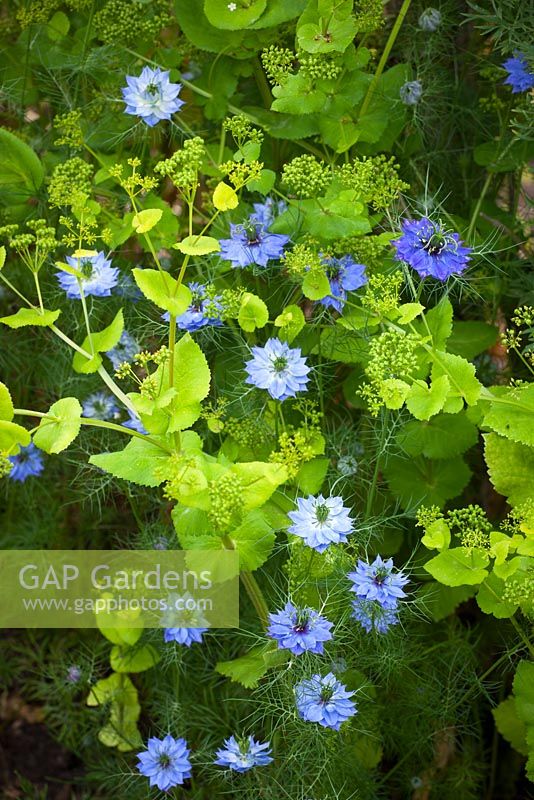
302 270 331 300
0 308 61 328
0 420 31 450
72 309 124 374
421 519 451 550
274 304 306 342
132 208 163 234
33 398 82 454
237 292 269 332
431 351 482 407
406 375 450 420
90 436 171 487
476 573 518 618
155 334 211 432
213 181 239 210
230 461 288 510
424 547 489 586
110 644 161 673
132 268 192 316
397 302 424 324
174 235 221 255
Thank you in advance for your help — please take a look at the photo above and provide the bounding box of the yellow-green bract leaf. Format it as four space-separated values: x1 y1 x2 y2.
216 643 288 689
484 433 534 508
132 268 192 316
274 304 305 343
166 334 211 431
0 382 14 422
0 420 31 450
238 292 269 332
0 246 5 271
302 270 331 301
424 547 489 586
397 302 424 324
230 461 288 510
422 519 451 551
0 308 60 328
33 397 82 454
174 235 221 255
132 208 163 234
90 436 171 487
213 181 238 211
72 309 124 374
406 375 450 420
431 351 482 407
110 644 161 673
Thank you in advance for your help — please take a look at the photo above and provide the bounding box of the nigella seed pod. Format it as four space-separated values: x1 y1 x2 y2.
400 80 423 106
418 8 441 32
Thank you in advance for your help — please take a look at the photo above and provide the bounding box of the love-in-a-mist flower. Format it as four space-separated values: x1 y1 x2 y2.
122 66 184 127
219 219 289 268
162 283 223 332
318 255 367 312
400 80 423 105
136 735 192 791
106 331 139 370
393 217 472 280
214 735 273 772
267 602 333 655
245 338 310 401
8 443 44 482
502 53 534 93
163 627 208 646
82 391 120 421
418 8 441 31
295 673 357 730
288 495 353 553
57 251 119 299
348 555 409 610
351 598 400 633
251 197 287 227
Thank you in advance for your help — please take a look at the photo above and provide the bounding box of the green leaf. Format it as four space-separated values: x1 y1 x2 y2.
0 420 31 450
302 269 331 300
204 0 266 29
483 384 534 447
174 235 221 255
110 644 161 673
164 334 211 431
431 351 482 409
0 128 44 196
72 310 124 374
33 398 82 454
448 321 498 360
87 673 142 752
484 433 534 508
0 382 14 422
274 304 306 342
229 509 276 570
384 454 471 509
301 195 371 239
406 375 450 420
514 661 534 727
132 208 163 233
216 643 288 688
418 582 475 621
396 413 479 459
237 292 269 332
0 308 60 328
132 269 192 316
272 74 327 114
424 547 489 586
493 697 529 756
298 16 357 53
231 462 288 510
97 625 143 646
415 298 453 351
247 169 276 194
293 457 329 494
476 573 518 618
47 10 70 39
0 246 5 270
90 437 171 487
397 303 424 324
474 140 530 173
421 519 451 550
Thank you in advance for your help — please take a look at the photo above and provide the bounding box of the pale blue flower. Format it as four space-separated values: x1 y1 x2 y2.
251 197 287 227
82 391 120 421
219 220 289 268
244 338 310 401
267 602 333 655
137 735 192 791
164 627 207 646
503 53 534 93
57 252 119 299
288 494 353 553
295 672 357 730
418 8 441 31
393 217 472 280
347 555 409 610
122 66 184 127
214 735 272 773
318 255 367 312
106 331 139 370
351 598 399 633
400 80 423 105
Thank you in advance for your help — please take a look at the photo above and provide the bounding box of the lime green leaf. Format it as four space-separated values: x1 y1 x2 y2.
0 128 44 195
132 208 163 234
132 268 192 316
493 697 529 756
175 235 221 255
33 398 82 454
204 0 266 29
231 462 288 510
162 334 211 432
415 298 453 351
0 246 6 270
272 74 327 114
274 304 306 343
424 547 489 586
0 308 60 328
421 519 451 550
110 644 161 673
293 457 329 494
484 433 534 508
476 573 518 618
384 454 471 509
298 16 357 53
302 195 371 239
229 509 276 570
382 379 411 410
247 169 276 194
72 309 124 374
0 420 31 450
216 643 288 688
396 413 479 459
90 437 171 487
87 673 142 752
397 302 424 324
406 375 450 420
47 10 70 39
97 623 143 647
0 382 14 422
483 384 534 447
302 270 331 300
237 292 269 332
431 351 482 407
213 181 239 210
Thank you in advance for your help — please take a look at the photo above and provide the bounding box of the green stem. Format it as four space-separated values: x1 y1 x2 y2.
239 570 270 629
252 56 273 108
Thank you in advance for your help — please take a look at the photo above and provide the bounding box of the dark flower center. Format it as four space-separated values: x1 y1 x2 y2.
320 686 334 703
293 610 309 633
421 232 447 255
272 356 288 373
80 260 94 279
315 503 330 524
373 567 389 585
158 753 172 769
243 221 262 244
146 83 160 97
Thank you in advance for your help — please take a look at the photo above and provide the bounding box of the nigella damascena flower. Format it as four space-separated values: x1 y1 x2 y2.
8 443 44 482
219 219 290 268
162 283 223 332
57 251 119 299
351 598 399 633
347 555 408 610
318 255 367 312
214 735 273 772
106 331 139 370
418 8 441 31
163 627 208 646
393 217 472 280
267 602 333 655
502 53 534 93
66 665 82 683
137 734 192 791
400 80 423 105
82 391 120 421
122 409 148 435
251 197 287 227
288 495 353 553
122 66 185 127
244 338 310 401
295 672 357 730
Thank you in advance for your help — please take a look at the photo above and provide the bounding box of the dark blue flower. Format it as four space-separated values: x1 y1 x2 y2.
351 598 399 633
288 494 353 553
318 255 367 312
219 220 289 268
8 443 44 482
162 283 223 332
214 735 273 772
400 80 423 105
393 217 472 280
164 627 207 646
347 555 408 610
267 602 333 655
137 734 192 791
251 197 287 227
82 391 120 421
503 53 534 93
122 66 185 127
295 672 357 730
57 251 119 299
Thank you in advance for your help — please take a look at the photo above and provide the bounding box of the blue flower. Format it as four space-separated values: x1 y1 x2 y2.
288 494 353 553
57 251 119 299
245 338 310 401
503 53 534 93
164 627 208 646
82 391 120 421
122 409 148 434
400 80 423 105
8 443 44 482
251 197 287 227
347 555 409 610
106 331 139 370
318 255 367 312
351 598 399 633
219 220 289 268
393 217 472 280
418 8 441 31
137 734 192 791
295 672 357 731
122 66 185 127
267 602 333 655
214 735 273 773
162 283 223 332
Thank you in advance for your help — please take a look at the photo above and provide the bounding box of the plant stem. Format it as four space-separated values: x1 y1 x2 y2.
240 570 270 629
